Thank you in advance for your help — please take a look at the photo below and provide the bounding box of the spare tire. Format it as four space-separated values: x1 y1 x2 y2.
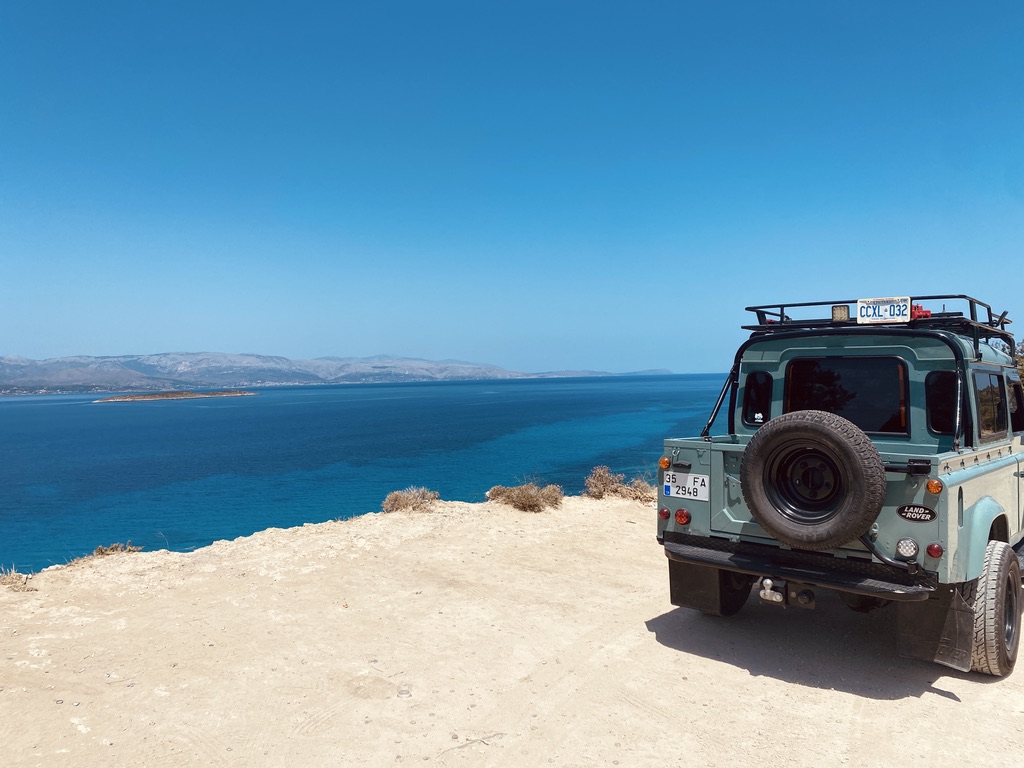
740 410 886 551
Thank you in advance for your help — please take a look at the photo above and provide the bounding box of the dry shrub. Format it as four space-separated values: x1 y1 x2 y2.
487 482 563 512
381 486 440 513
584 466 656 503
584 465 625 498
624 476 657 502
1 565 35 592
91 542 143 557
63 541 144 569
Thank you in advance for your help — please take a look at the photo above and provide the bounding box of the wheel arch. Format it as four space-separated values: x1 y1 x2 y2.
958 496 1011 582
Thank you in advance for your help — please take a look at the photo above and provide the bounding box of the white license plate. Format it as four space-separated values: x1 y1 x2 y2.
664 471 710 501
856 296 911 324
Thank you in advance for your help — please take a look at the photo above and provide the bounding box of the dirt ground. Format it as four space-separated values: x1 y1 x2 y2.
3 496 1023 767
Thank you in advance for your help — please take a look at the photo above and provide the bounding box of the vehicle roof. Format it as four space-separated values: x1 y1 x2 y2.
741 329 1012 366
742 295 1014 361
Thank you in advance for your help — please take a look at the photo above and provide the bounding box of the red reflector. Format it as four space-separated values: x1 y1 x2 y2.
926 543 943 558
658 508 670 520
675 509 691 525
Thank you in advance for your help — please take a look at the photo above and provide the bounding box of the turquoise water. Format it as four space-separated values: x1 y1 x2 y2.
0 375 723 571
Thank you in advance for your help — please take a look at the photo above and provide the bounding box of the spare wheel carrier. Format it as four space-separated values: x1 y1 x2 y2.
739 410 886 551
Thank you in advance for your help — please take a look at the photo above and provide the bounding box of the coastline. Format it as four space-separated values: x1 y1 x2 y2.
93 389 257 403
2 495 1017 767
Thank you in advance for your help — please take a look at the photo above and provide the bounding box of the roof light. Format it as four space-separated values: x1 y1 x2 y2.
831 304 850 322
911 304 932 319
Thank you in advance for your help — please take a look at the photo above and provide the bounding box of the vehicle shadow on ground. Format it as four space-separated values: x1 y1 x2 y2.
645 590 980 701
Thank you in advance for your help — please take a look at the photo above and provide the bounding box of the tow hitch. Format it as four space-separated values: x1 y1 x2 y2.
758 578 816 609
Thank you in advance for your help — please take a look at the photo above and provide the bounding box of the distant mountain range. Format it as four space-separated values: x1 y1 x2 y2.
0 352 671 394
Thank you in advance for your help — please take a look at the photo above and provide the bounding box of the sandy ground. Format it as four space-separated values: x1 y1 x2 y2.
3 496 1024 767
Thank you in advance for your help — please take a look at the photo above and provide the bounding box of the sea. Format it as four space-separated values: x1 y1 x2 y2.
0 374 724 572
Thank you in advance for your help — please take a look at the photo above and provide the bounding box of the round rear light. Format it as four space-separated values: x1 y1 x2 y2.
659 456 671 470
896 538 919 559
675 509 691 526
658 508 670 520
926 543 944 559
926 479 943 494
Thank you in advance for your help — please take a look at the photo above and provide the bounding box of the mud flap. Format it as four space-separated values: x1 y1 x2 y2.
896 585 973 672
668 560 749 616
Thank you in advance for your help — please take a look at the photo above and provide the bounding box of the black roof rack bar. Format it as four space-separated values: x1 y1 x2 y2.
742 295 1014 351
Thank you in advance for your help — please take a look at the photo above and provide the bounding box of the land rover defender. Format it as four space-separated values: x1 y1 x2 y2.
657 295 1023 676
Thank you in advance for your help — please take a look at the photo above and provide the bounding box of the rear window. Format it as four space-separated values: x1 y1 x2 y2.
925 371 958 435
742 371 773 426
785 357 908 434
1011 381 1024 434
974 371 1008 441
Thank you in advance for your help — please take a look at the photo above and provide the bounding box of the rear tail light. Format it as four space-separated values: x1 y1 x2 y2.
658 508 670 520
926 479 943 494
659 456 671 470
675 509 691 526
926 543 944 559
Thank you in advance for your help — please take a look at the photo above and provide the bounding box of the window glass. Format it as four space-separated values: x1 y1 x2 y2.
785 357 908 434
1009 381 1024 434
974 371 1008 441
925 371 958 435
742 371 772 426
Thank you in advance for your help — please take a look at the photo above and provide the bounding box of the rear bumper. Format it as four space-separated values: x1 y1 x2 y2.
660 532 937 601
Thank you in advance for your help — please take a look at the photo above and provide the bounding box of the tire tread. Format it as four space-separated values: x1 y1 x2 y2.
970 540 1021 676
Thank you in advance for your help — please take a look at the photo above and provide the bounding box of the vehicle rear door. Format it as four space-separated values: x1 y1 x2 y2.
1010 379 1024 534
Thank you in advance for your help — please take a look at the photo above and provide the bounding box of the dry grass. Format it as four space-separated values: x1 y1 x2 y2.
90 542 143 557
487 482 564 512
381 486 441 513
55 548 145 573
584 465 657 503
4 542 148 581
1 565 36 592
63 542 144 569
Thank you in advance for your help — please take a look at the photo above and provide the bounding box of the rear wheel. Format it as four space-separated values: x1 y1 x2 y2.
970 540 1022 676
838 592 891 613
715 571 756 617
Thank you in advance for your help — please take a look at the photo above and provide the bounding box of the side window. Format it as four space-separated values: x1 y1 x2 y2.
1010 381 1024 434
974 371 1008 442
742 371 772 426
925 371 957 435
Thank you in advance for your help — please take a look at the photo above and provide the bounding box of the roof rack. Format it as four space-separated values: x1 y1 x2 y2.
743 294 1015 355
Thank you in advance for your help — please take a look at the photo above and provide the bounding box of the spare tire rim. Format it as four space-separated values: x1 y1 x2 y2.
763 442 844 524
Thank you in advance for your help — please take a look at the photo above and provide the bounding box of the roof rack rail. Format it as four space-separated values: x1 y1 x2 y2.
743 294 1015 355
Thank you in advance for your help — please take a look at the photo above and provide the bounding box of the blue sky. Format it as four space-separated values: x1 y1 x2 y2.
1 2 1021 373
